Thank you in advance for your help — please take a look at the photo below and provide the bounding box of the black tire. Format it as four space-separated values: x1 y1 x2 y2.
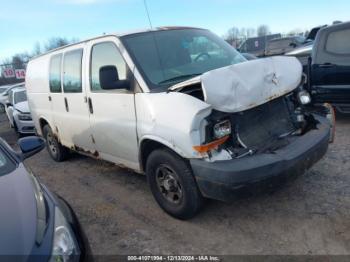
146 149 204 219
43 125 70 162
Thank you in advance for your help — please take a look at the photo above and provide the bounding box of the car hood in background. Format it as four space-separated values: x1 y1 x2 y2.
14 101 30 114
0 164 37 257
170 56 303 113
286 45 313 56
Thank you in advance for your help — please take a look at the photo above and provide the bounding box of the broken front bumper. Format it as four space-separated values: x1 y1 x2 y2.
190 115 331 202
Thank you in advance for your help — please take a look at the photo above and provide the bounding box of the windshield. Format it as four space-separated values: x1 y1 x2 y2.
14 91 27 104
122 29 246 89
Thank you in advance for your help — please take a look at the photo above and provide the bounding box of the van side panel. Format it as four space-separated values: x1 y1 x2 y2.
135 92 212 159
26 56 52 136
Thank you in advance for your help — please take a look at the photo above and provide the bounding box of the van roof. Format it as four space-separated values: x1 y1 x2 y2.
30 26 205 61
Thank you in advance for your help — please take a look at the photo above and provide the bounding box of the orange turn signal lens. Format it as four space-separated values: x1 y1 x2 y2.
193 136 229 153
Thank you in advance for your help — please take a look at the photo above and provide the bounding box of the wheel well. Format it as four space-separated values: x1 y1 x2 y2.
140 139 168 172
39 118 49 134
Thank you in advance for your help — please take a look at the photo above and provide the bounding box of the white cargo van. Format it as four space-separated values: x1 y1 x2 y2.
26 27 332 219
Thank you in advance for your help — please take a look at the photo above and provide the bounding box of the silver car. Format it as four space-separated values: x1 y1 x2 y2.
6 87 35 135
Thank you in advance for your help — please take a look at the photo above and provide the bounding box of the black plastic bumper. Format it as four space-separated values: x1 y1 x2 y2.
190 116 331 202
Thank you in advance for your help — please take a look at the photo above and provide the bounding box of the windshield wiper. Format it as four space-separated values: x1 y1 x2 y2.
158 73 201 85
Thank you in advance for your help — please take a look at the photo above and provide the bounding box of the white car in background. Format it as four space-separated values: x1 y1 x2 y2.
0 82 25 113
6 87 35 135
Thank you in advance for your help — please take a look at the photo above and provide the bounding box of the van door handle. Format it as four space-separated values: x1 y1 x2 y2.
64 97 69 112
88 97 93 114
48 96 52 102
319 63 336 68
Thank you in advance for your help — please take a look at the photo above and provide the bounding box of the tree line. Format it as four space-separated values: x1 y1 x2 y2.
224 24 309 47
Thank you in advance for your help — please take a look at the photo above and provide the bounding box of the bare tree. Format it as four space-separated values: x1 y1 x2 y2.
44 37 71 51
32 42 42 56
257 25 271 37
11 52 30 69
247 28 256 38
288 28 303 36
225 27 240 43
239 28 247 38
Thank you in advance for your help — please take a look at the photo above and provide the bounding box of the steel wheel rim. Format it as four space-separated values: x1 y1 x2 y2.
155 164 183 205
47 132 58 156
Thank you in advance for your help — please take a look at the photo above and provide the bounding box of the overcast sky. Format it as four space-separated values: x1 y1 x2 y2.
1 0 349 62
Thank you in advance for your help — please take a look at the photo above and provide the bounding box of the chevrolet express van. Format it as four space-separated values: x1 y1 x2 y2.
26 27 332 219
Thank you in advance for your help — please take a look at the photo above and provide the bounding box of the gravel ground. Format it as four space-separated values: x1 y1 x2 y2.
0 113 349 256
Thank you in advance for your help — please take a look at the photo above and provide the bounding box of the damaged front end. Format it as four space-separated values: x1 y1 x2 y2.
170 56 328 161
203 85 322 160
169 56 331 201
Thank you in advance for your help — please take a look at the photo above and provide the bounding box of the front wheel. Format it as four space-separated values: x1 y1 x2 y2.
43 125 70 162
146 149 204 219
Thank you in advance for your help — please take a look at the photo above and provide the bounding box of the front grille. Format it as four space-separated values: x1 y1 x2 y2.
23 126 35 131
235 97 296 151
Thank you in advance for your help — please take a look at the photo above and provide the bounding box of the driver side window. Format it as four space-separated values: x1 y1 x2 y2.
90 42 128 91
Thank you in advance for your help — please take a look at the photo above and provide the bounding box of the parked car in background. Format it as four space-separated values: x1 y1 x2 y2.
287 21 350 113
265 36 306 56
6 87 35 135
0 82 25 113
238 34 281 57
306 25 327 42
26 27 331 219
285 45 313 65
0 136 90 260
285 25 328 65
241 53 258 60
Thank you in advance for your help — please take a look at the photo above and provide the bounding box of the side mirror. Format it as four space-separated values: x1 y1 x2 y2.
99 65 130 90
289 42 297 48
18 136 45 160
6 102 12 107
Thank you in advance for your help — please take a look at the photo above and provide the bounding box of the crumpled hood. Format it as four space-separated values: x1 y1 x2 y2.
171 56 303 113
14 101 30 114
0 164 37 256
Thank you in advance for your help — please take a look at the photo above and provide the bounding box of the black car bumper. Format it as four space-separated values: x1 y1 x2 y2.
190 116 330 202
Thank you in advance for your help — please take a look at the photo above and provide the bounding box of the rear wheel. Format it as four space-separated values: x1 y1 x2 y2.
146 149 204 219
43 125 69 162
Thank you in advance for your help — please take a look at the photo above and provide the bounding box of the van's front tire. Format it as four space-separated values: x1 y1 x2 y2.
146 149 204 220
43 125 69 162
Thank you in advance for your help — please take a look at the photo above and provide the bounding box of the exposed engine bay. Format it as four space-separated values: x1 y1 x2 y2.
204 94 319 160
